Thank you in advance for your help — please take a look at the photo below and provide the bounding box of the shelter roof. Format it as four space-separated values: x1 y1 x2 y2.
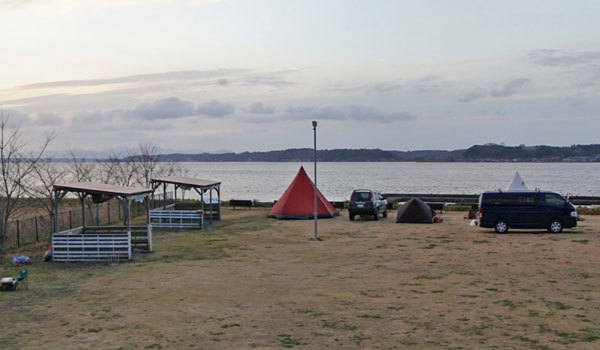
53 182 152 197
150 176 220 188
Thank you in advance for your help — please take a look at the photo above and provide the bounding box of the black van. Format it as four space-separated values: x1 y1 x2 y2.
479 191 577 233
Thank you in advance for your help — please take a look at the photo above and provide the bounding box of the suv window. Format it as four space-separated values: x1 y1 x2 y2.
351 192 371 201
544 193 566 207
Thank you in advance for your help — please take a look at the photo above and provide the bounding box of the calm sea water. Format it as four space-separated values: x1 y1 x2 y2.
182 162 600 201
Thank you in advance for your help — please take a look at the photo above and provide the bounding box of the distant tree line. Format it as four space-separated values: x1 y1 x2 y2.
154 144 600 162
461 144 600 161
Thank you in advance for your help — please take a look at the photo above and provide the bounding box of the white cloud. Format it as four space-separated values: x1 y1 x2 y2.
196 99 234 117
1 0 222 12
247 102 275 114
128 97 195 120
35 112 65 126
285 105 414 123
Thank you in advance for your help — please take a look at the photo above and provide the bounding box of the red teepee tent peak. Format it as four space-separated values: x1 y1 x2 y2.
297 166 307 176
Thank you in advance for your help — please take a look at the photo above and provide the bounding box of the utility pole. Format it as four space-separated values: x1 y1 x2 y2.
312 120 318 241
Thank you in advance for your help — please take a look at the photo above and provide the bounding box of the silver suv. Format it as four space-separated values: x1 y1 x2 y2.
349 189 388 221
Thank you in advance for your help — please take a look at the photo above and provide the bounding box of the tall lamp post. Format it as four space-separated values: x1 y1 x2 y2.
312 120 318 241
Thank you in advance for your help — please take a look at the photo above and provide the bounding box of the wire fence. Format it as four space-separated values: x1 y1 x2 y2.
4 192 175 250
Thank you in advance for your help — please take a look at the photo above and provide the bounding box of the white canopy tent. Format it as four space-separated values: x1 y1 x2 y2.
506 171 529 192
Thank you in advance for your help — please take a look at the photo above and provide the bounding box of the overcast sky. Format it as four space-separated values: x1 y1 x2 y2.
1 0 599 154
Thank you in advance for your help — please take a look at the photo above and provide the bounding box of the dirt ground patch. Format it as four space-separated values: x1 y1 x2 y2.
1 208 599 349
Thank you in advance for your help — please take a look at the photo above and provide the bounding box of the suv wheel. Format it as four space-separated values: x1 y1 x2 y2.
349 213 355 221
548 219 563 233
382 209 388 218
373 211 379 221
494 220 508 233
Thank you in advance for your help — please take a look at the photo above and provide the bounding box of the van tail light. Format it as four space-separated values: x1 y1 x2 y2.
370 192 373 200
479 208 483 220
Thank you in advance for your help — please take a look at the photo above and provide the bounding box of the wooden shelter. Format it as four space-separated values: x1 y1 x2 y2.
150 176 221 229
52 182 153 262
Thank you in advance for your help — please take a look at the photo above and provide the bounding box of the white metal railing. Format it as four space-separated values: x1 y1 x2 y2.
149 209 203 229
52 232 130 262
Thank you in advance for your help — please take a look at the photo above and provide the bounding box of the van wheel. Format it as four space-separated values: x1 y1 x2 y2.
494 220 509 233
373 211 379 221
349 213 355 221
548 219 563 233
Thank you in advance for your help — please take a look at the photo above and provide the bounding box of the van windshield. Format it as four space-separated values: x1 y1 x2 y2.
543 193 566 207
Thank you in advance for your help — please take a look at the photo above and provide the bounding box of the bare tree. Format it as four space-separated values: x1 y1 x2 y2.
103 143 190 189
99 150 137 186
97 151 121 185
152 153 192 203
0 111 54 258
132 142 161 188
65 146 98 226
156 161 191 181
22 156 68 228
65 146 96 183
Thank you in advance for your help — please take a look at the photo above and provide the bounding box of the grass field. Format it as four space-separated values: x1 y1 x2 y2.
1 208 599 349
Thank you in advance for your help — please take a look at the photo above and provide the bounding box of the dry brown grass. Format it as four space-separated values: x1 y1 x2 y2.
577 207 600 215
1 208 600 349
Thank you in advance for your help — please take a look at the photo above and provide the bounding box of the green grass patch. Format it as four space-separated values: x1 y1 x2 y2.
321 320 357 331
278 334 303 348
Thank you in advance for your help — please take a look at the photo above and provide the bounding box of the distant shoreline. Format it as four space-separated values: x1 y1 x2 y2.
152 144 600 163
50 143 600 163
47 159 600 163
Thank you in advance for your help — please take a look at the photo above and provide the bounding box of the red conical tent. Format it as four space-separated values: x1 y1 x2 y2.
269 166 339 219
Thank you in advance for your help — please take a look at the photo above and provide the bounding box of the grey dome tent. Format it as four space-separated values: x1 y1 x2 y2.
396 198 434 223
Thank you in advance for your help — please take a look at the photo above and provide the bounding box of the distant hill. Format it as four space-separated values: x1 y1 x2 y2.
461 144 600 162
154 144 600 162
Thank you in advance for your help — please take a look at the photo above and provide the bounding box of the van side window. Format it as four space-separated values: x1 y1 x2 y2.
544 194 566 207
521 194 537 206
483 194 537 207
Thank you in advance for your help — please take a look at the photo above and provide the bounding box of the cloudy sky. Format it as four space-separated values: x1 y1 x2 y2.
1 0 599 154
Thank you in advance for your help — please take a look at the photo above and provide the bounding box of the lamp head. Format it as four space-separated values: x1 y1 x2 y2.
312 120 317 127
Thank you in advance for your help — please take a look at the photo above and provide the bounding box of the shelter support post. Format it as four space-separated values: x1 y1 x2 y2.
201 190 204 223
81 195 87 231
147 224 152 252
53 190 59 234
145 196 150 224
151 184 155 210
163 183 167 209
53 191 59 234
210 186 213 225
52 189 68 234
126 198 131 234
217 184 221 220
193 187 205 227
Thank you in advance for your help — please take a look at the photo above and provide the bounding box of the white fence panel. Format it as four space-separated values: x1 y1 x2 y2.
52 233 131 262
149 209 203 229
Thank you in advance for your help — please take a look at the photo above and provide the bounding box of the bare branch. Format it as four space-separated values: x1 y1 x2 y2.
0 110 54 257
